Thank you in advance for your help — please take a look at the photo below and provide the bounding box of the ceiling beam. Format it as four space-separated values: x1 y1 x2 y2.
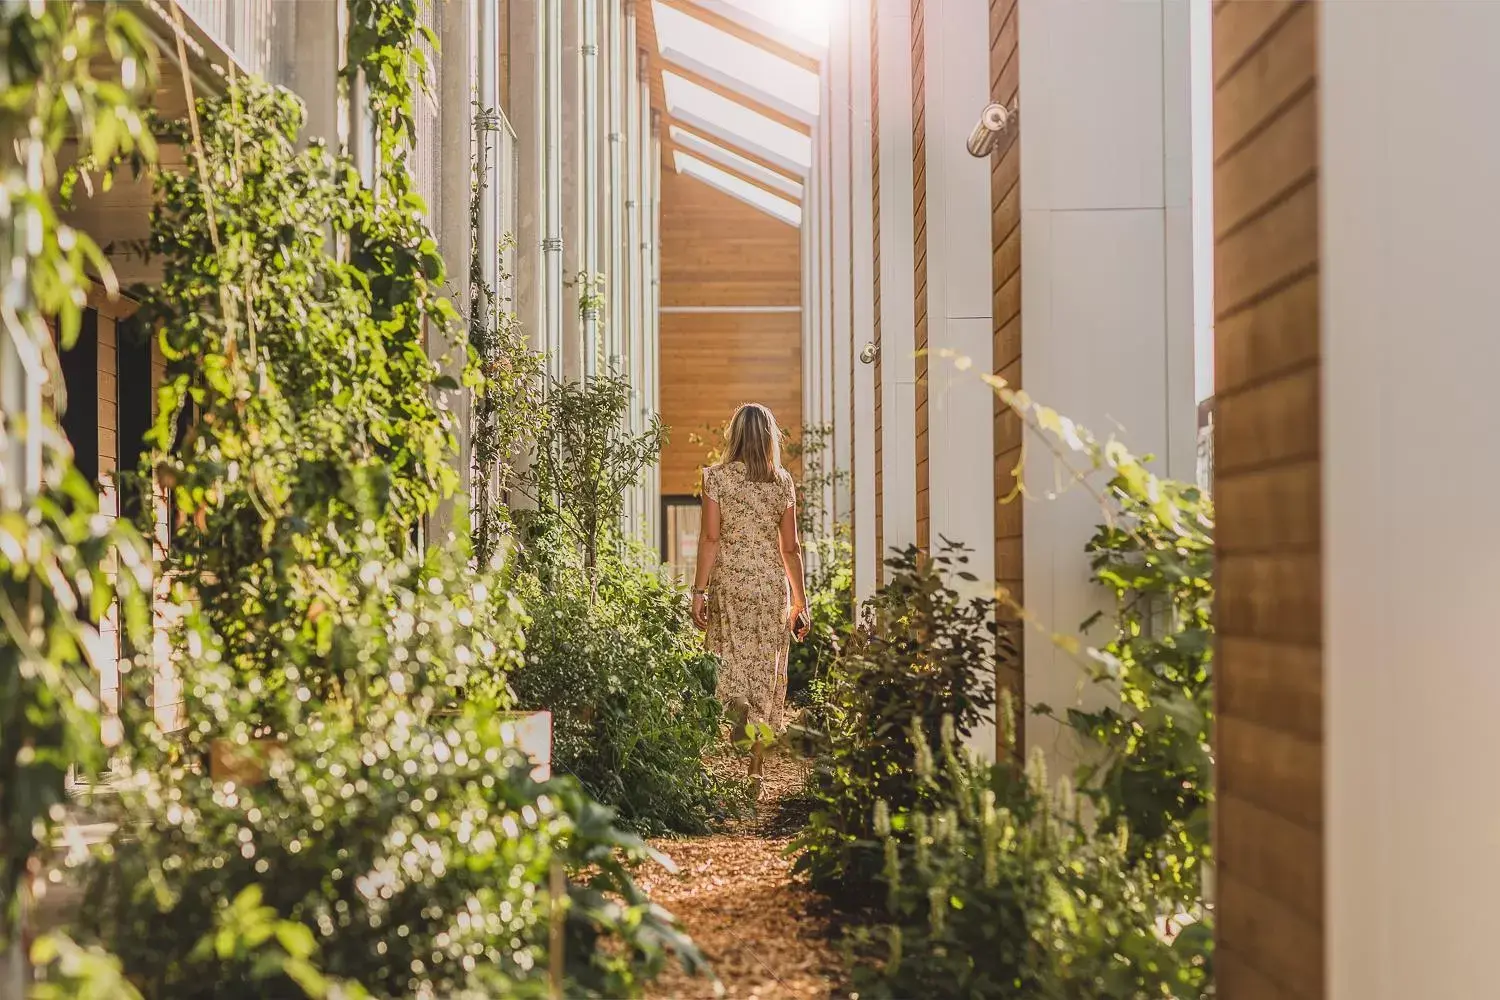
692 1 828 62
653 0 821 74
660 62 812 136
667 121 805 184
664 141 802 203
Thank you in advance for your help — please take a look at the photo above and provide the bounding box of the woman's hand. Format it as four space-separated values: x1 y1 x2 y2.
691 592 710 631
789 602 810 642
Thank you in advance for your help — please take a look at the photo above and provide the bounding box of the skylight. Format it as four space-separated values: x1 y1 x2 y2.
675 151 801 227
662 72 813 176
704 0 831 55
652 2 820 124
669 126 803 200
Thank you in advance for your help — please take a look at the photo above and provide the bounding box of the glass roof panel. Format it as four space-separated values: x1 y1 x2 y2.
675 151 801 227
662 72 813 176
713 0 830 53
652 2 820 122
669 126 803 200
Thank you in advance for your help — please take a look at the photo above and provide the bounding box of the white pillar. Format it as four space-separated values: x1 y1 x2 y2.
816 111 835 536
849 0 878 601
437 0 475 528
1018 0 1197 762
510 0 545 360
921 0 994 753
828 3 854 527
636 62 653 536
560 0 583 382
874 0 917 562
1322 6 1500 997
648 122 663 550
606 0 625 374
580 0 601 378
542 0 565 381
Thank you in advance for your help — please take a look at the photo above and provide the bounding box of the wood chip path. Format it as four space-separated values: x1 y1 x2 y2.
641 751 849 1000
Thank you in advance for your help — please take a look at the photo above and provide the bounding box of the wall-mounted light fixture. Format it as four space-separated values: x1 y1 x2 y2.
965 99 1018 158
859 342 878 365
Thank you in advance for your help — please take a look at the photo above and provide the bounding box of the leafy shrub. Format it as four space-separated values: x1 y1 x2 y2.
1061 474 1213 901
510 550 742 836
845 717 1213 1000
0 0 155 939
786 526 854 719
1018 412 1215 902
83 703 704 999
792 543 1010 895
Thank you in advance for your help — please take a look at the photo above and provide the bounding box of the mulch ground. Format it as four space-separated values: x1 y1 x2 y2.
641 750 849 1000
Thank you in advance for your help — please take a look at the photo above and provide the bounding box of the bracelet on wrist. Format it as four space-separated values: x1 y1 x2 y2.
692 588 708 598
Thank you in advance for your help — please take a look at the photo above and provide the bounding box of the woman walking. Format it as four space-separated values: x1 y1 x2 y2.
691 403 810 788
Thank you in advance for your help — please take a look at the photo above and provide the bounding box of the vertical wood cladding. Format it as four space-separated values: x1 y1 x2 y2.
658 168 803 497
871 1 884 584
989 0 1022 747
910 0 929 553
1212 3 1324 997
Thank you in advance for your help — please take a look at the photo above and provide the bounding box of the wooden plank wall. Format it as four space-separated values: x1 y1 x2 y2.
910 0 930 552
990 0 1023 742
1212 3 1324 997
871 0 884 583
658 168 803 496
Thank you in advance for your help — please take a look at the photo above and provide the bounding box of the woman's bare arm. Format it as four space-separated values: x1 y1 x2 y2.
779 505 807 616
691 492 721 630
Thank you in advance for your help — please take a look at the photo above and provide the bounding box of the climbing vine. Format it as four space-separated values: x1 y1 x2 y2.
469 103 545 565
0 0 155 939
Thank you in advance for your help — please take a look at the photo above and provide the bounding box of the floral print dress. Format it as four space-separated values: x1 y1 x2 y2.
703 461 797 731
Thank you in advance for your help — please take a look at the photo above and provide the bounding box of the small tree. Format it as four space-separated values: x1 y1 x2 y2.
522 374 665 578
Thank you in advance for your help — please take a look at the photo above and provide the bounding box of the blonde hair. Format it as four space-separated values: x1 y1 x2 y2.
723 403 782 483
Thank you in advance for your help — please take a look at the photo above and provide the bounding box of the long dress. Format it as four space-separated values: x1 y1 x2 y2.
702 461 796 732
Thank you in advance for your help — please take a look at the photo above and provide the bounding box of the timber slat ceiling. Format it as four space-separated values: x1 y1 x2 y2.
636 0 824 223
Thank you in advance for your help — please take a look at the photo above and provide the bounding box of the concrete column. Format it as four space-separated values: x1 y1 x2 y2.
1018 0 1198 762
542 0 565 381
875 0 917 560
648 120 663 550
828 3 854 527
849 0 878 601
580 0 601 378
272 0 340 146
509 0 545 356
437 0 475 527
816 107 835 537
920 0 994 752
559 0 583 382
635 60 652 536
1322 6 1500 996
606 0 625 374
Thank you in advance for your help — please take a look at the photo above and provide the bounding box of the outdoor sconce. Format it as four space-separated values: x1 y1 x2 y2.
966 99 1018 158
859 342 878 365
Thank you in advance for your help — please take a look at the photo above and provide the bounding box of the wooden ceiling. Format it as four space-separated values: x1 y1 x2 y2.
635 0 822 204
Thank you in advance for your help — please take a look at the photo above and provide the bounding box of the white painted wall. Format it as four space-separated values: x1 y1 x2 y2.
1018 0 1198 764
848 0 879 602
874 0 917 565
1322 5 1500 997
